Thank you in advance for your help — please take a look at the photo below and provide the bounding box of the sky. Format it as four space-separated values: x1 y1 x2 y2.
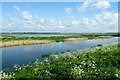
1 0 119 33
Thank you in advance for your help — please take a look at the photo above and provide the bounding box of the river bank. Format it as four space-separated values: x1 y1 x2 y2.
0 35 114 48
1 43 120 79
2 37 118 70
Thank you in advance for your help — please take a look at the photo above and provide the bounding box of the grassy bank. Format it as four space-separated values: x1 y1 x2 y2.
1 43 120 79
0 35 114 48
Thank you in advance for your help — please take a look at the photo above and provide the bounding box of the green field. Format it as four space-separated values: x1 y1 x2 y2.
1 43 120 80
1 34 119 42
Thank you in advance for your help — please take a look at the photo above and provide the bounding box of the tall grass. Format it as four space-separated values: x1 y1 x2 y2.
0 40 53 48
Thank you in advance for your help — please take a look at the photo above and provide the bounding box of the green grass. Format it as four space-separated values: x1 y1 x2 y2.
1 36 83 42
1 43 120 80
1 32 119 43
1 35 115 42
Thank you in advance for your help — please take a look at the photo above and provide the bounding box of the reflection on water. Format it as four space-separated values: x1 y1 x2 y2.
2 37 118 70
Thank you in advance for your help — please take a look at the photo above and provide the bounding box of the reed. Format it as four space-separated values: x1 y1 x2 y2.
97 36 113 38
64 37 88 41
0 40 53 48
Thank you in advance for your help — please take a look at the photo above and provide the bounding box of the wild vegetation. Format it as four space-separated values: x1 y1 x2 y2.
0 40 53 48
1 32 120 42
1 33 118 48
1 43 120 80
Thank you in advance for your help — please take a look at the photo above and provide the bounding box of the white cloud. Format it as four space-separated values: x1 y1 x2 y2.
40 19 44 22
4 3 117 32
81 17 90 27
6 14 14 21
71 20 79 25
13 6 20 12
91 0 110 9
50 19 55 22
77 0 110 12
64 7 72 15
3 12 118 32
63 12 118 32
89 12 118 32
21 11 33 20
13 6 33 20
77 0 91 12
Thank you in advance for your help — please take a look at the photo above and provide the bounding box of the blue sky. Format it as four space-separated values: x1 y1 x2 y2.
1 0 119 2
1 0 119 32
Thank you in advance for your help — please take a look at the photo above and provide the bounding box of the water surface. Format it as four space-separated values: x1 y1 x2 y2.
2 37 118 70
2 33 79 37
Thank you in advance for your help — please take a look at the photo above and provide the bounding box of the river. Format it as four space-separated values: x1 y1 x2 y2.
1 37 118 70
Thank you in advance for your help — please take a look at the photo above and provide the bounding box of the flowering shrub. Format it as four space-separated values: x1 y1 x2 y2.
1 43 120 80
